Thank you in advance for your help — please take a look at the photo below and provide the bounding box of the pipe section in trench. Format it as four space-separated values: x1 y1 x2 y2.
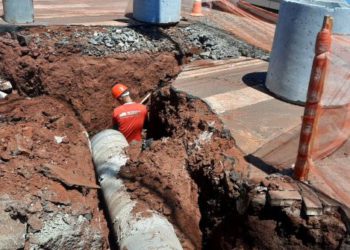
90 129 183 250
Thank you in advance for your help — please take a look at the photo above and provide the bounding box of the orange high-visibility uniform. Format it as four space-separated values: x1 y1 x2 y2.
113 102 147 143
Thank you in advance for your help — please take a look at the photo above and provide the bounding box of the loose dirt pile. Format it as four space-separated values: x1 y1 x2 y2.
0 95 108 249
121 87 349 250
120 87 248 249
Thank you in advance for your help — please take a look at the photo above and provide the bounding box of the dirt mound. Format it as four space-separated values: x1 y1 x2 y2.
119 87 248 249
122 139 202 250
121 87 348 250
0 95 109 249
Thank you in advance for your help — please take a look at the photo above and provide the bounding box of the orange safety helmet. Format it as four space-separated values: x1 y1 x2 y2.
112 83 128 99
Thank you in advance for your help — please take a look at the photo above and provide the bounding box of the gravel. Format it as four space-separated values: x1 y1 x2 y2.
83 27 172 56
182 23 269 60
30 23 269 61
184 25 241 60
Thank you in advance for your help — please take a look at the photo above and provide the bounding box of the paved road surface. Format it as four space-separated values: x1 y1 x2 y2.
0 0 130 25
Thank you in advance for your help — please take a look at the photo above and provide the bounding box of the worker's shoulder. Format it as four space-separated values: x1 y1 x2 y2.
127 103 147 111
113 105 125 113
114 103 147 113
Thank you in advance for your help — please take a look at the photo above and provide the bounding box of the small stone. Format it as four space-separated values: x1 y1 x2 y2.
162 206 172 216
282 206 303 226
17 34 32 46
255 186 268 193
28 215 42 232
200 51 210 57
9 134 33 156
89 38 98 45
111 34 120 42
84 213 92 221
54 136 65 144
127 36 135 42
0 201 26 249
43 202 56 213
210 54 218 60
16 166 32 179
120 34 127 42
31 51 40 58
0 91 7 99
0 81 12 94
250 193 266 213
230 171 240 182
28 201 43 214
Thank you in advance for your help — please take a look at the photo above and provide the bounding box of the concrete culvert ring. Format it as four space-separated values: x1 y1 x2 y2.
0 24 348 250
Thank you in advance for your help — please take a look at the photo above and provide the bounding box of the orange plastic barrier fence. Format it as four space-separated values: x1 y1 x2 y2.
237 0 278 23
294 16 350 180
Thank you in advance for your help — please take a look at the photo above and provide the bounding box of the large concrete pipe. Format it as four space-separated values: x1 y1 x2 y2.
90 129 183 250
266 0 350 103
133 0 181 24
3 0 34 24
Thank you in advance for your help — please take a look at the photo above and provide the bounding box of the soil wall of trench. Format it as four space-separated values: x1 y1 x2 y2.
0 28 180 249
0 26 349 250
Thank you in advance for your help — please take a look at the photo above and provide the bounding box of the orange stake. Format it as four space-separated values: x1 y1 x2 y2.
294 16 333 181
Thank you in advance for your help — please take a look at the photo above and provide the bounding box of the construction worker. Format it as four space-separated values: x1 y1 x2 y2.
112 83 148 143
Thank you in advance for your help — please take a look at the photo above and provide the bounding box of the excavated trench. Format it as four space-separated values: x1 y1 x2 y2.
0 25 239 249
0 25 348 250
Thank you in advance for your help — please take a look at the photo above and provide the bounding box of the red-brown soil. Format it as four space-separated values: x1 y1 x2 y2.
0 32 180 135
121 87 349 250
120 87 248 249
0 95 109 249
0 27 181 249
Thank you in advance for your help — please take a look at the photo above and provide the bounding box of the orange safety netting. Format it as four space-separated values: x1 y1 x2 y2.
294 18 350 180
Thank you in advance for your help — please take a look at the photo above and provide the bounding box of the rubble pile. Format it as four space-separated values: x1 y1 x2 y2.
85 27 172 55
245 175 349 249
83 24 269 60
183 24 269 60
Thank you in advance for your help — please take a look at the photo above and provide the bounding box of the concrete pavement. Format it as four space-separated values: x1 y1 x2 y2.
172 57 350 210
0 0 131 26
